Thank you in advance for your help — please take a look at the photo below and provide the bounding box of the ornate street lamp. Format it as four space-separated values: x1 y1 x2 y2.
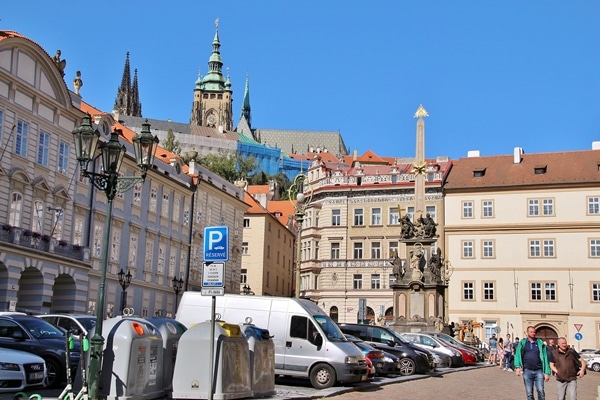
72 114 158 400
242 284 254 295
117 268 132 313
288 173 312 298
172 276 184 312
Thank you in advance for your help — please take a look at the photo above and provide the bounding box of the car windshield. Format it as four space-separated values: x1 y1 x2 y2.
18 318 64 339
76 317 96 331
314 315 346 341
387 328 410 344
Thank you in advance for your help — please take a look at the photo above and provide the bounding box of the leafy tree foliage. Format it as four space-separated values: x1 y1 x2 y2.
194 152 258 183
162 129 182 155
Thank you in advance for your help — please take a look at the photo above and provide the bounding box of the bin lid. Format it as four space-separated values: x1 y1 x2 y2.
217 321 242 337
146 317 187 335
240 324 272 341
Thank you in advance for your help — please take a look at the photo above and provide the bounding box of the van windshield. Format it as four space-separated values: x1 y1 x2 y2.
314 315 346 341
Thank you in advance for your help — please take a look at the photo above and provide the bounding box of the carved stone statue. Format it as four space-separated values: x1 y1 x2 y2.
428 247 443 279
422 213 438 238
73 70 83 95
400 214 414 239
410 248 424 281
52 50 66 77
390 251 405 279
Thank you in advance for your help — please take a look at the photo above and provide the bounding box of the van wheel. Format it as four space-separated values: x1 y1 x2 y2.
398 357 416 376
310 363 336 389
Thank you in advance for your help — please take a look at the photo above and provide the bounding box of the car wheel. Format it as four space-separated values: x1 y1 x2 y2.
309 363 336 389
44 358 64 388
398 357 416 376
592 363 600 372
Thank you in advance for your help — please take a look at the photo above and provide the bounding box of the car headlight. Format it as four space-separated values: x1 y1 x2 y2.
383 356 395 362
0 362 20 371
453 350 462 357
345 355 364 364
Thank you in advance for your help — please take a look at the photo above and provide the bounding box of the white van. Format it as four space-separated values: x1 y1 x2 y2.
176 293 367 389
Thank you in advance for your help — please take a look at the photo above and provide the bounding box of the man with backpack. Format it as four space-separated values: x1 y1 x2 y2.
549 337 586 400
514 326 551 400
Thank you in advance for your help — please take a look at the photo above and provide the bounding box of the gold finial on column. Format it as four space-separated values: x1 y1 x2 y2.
414 104 429 119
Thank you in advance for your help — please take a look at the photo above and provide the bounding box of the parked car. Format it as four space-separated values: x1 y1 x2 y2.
587 356 600 372
421 331 483 363
338 323 434 376
0 347 46 393
580 349 600 361
402 332 464 368
37 314 96 338
0 315 80 388
364 357 376 381
345 334 401 376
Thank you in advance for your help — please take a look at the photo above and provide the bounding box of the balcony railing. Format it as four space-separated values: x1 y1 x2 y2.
0 226 90 262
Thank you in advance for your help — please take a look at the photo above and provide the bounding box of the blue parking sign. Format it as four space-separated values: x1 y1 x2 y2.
204 226 229 262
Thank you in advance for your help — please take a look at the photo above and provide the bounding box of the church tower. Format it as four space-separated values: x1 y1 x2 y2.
113 52 142 117
190 18 233 131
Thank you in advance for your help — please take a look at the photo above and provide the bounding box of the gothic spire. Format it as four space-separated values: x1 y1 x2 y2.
241 74 251 127
131 68 142 117
113 52 142 117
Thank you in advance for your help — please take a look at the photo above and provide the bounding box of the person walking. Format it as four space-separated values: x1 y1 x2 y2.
514 326 551 400
549 337 586 400
488 333 498 364
497 337 505 369
503 333 513 371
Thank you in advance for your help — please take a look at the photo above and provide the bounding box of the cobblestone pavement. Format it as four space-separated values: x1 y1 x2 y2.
3 365 598 400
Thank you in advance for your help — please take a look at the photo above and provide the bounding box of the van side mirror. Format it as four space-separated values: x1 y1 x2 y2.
312 332 323 347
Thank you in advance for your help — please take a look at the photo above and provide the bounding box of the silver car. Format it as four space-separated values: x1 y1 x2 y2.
402 332 464 368
0 347 46 392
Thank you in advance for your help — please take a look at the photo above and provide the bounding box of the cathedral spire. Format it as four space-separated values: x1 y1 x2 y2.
113 52 142 117
241 74 251 127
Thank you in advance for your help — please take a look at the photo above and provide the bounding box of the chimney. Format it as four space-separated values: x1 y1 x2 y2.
467 150 480 158
513 147 524 164
187 150 198 175
592 141 600 150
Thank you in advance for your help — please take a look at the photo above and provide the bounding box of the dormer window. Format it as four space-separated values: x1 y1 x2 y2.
473 168 486 177
534 165 547 175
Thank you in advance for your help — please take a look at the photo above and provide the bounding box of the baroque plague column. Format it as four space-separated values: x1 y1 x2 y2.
390 105 448 333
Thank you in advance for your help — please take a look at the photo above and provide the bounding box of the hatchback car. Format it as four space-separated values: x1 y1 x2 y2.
421 331 483 363
588 356 600 372
0 347 46 393
37 314 96 338
345 334 400 376
338 323 434 376
402 332 464 368
0 315 80 388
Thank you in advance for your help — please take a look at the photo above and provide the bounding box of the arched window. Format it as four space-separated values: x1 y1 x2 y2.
329 306 339 323
9 192 23 227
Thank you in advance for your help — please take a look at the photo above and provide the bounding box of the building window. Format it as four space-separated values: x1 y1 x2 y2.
484 321 498 339
462 241 474 258
371 274 381 289
590 239 600 257
529 240 541 257
529 198 554 216
0 110 3 141
353 242 363 259
242 242 248 255
463 281 474 300
243 218 250 228
354 209 364 226
592 283 600 302
332 209 341 226
129 235 138 266
9 192 23 227
543 239 555 257
588 197 600 215
483 281 495 300
389 274 396 287
331 242 340 259
482 240 494 258
133 182 142 205
111 229 121 263
353 274 362 289
15 120 28 157
37 131 50 167
426 205 436 221
149 187 157 213
32 200 44 232
462 201 473 218
161 192 170 217
240 269 247 284
56 141 69 174
371 208 382 225
388 241 399 259
482 200 494 218
530 281 557 301
371 242 381 259
389 207 399 225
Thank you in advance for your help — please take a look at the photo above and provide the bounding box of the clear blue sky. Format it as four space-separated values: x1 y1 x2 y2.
3 1 599 160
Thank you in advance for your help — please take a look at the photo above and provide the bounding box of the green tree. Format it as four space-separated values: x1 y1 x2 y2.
163 129 181 155
195 152 258 183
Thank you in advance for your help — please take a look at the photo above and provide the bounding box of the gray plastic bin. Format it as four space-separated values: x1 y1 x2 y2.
239 322 275 397
99 316 165 400
172 320 252 400
146 316 187 394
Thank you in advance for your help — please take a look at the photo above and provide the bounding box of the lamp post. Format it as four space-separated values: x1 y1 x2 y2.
72 114 158 400
172 276 184 313
242 284 254 295
117 268 132 313
288 173 312 298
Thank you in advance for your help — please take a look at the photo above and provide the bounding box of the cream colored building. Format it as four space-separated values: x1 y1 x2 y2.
301 152 450 324
444 147 600 349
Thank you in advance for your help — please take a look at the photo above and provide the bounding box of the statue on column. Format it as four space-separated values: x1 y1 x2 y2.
390 251 405 279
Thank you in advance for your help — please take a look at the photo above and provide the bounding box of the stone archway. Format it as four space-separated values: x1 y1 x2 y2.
52 274 77 313
535 325 559 342
16 267 44 313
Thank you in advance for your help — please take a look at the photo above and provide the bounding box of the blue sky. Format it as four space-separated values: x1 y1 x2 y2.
3 1 600 160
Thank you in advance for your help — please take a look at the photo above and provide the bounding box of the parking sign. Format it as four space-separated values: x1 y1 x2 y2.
204 226 229 262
